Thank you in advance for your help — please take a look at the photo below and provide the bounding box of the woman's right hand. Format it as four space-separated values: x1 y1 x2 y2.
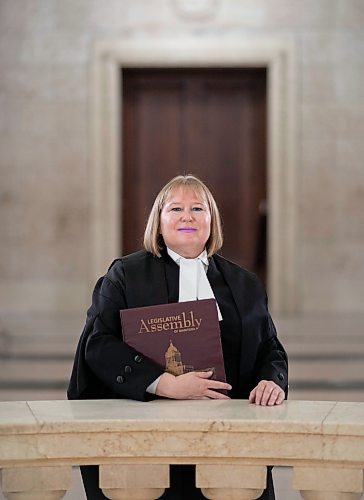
155 371 231 400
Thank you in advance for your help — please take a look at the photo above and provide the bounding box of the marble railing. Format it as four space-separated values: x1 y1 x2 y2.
0 399 363 500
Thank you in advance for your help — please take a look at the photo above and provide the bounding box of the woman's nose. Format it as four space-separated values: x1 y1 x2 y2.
181 210 193 221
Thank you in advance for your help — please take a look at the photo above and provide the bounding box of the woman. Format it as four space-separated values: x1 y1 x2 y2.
68 174 288 499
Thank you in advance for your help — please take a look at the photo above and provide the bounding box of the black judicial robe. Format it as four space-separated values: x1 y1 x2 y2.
68 250 288 401
68 250 287 499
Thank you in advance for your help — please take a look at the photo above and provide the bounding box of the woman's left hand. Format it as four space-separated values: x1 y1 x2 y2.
249 380 285 406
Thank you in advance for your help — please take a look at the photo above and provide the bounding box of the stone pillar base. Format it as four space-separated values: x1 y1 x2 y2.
0 466 72 500
293 466 364 500
201 487 264 500
100 488 166 500
299 493 362 500
196 464 266 500
99 464 169 500
1 494 65 500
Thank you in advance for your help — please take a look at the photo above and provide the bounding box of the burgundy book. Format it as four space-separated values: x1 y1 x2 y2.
120 298 226 384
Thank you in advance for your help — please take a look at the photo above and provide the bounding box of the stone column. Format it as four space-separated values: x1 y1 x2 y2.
196 464 267 500
293 466 364 500
0 466 72 500
99 464 169 500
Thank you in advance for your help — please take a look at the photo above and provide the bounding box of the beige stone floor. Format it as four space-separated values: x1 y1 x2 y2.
0 312 363 499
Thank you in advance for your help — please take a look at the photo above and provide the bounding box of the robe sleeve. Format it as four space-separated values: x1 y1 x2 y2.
253 292 288 395
67 260 164 401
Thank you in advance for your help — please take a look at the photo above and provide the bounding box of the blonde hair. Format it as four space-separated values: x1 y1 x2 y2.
143 174 223 257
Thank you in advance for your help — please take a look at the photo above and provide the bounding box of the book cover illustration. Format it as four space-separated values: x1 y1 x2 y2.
120 298 226 383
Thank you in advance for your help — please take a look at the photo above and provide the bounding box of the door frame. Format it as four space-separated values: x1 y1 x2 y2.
90 38 298 314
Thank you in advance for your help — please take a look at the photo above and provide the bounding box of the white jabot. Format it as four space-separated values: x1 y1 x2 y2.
167 247 223 321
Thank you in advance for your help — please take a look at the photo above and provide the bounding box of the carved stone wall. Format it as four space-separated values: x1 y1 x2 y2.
0 0 363 314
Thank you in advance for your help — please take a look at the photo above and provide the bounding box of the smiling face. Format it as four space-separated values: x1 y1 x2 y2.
159 186 211 258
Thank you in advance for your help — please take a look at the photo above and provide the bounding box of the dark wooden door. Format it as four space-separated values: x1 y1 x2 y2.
122 68 267 282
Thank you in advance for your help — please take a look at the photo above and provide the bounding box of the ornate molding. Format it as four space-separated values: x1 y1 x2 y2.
171 0 221 21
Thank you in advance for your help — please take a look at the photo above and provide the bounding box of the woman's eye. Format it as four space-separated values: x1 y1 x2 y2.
170 206 203 212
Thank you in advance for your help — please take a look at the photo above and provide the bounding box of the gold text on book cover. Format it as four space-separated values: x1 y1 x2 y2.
138 311 202 334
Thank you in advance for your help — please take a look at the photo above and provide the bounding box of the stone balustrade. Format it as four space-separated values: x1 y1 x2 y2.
0 399 363 499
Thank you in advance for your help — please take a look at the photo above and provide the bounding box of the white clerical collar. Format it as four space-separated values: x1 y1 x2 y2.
167 247 209 268
166 247 222 321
